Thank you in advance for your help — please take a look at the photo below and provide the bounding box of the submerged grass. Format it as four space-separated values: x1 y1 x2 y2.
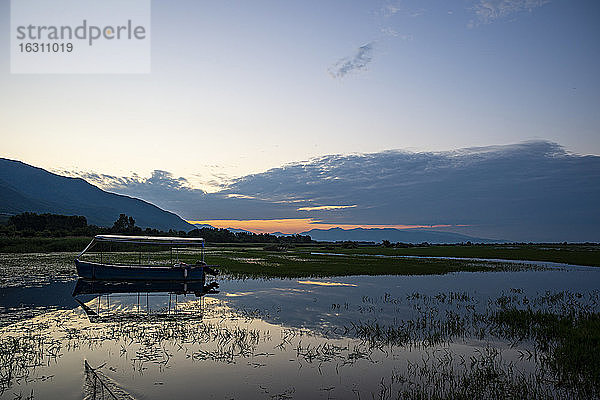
1 288 600 399
348 289 600 399
208 247 545 278
0 237 90 253
491 306 600 398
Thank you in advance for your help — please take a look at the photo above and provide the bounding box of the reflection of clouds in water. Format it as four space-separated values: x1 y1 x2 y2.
225 291 256 297
3 272 600 399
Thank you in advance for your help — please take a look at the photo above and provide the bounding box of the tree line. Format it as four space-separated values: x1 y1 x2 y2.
0 212 312 244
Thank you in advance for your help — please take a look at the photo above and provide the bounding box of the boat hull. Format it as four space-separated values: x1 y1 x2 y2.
75 259 208 281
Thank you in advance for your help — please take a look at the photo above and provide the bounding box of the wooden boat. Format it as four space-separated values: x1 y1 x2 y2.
75 234 218 281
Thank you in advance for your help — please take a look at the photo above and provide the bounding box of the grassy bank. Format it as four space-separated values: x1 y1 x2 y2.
0 236 91 253
206 244 599 277
206 246 555 278
322 243 600 267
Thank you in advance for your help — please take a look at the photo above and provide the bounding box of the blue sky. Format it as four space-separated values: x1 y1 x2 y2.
1 1 599 240
1 0 599 187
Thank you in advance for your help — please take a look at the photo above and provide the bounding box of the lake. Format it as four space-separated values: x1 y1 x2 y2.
1 253 599 399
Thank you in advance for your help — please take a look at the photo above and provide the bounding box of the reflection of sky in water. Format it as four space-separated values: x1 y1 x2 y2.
1 266 600 399
217 267 600 333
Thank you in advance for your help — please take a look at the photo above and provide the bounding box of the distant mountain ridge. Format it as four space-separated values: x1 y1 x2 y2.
300 227 502 244
0 158 193 231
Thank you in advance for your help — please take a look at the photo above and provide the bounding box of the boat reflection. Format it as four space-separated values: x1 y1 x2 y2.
72 277 219 323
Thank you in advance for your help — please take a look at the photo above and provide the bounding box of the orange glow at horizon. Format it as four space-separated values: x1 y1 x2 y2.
186 218 452 235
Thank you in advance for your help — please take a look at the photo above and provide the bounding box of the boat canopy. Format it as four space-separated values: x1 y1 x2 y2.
78 235 205 257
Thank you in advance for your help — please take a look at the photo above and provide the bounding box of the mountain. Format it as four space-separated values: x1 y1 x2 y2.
225 227 254 234
0 158 193 231
271 231 294 237
192 223 216 229
300 227 502 244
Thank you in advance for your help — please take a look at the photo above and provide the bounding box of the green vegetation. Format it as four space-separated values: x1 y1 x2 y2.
0 236 91 253
1 241 598 277
206 246 547 278
492 305 600 396
1 213 598 273
351 290 600 399
326 243 600 267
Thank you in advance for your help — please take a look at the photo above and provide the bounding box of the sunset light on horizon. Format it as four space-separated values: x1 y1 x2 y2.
187 218 454 235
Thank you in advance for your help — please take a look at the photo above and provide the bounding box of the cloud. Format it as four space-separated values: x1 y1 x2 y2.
63 169 206 216
469 0 550 26
380 27 413 41
219 141 600 242
328 42 375 79
71 142 600 242
381 2 402 17
380 1 425 18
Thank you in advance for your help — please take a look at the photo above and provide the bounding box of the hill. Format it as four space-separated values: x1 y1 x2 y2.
0 158 193 231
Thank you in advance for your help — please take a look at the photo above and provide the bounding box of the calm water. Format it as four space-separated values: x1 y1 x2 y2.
1 254 599 399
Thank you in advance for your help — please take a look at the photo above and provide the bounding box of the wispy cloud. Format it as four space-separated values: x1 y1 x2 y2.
298 281 358 287
297 205 357 211
380 27 413 41
469 0 550 26
381 1 402 17
74 169 196 194
380 1 425 18
328 42 375 79
226 193 257 200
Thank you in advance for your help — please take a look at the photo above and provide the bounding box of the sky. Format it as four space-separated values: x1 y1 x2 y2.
1 0 599 187
1 1 599 240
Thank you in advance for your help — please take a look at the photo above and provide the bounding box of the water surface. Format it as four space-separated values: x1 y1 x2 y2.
1 254 599 399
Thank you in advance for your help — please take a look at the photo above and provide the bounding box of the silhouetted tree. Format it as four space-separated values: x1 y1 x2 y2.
111 214 141 234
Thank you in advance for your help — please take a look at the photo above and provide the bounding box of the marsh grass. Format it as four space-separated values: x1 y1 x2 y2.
1 243 598 400
0 253 76 288
347 290 600 399
336 244 600 267
208 247 546 278
491 303 600 398
0 321 58 396
394 346 557 400
0 237 90 253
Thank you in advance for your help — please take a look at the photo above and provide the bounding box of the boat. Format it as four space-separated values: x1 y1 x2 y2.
75 234 218 281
